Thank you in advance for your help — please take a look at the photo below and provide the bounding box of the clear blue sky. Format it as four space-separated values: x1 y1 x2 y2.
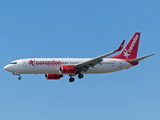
1 0 159 120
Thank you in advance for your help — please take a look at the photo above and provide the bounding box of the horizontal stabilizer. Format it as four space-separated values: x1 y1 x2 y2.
129 54 154 62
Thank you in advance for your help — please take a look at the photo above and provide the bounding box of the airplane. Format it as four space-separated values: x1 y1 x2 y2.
4 32 154 82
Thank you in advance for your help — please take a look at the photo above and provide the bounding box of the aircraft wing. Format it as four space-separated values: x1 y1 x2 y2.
74 40 125 73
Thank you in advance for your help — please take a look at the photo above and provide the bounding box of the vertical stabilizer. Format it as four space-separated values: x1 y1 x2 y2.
111 32 140 60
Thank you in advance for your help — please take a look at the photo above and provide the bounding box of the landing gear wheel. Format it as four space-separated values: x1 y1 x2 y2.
78 74 84 79
69 77 75 82
18 76 22 80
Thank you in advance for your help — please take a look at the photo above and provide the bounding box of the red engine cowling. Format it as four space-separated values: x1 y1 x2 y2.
60 65 76 74
45 74 63 80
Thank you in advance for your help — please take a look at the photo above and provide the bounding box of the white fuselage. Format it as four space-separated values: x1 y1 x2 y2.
4 58 132 75
4 32 154 82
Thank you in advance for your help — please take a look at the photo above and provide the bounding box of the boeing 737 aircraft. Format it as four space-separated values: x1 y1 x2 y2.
4 32 154 82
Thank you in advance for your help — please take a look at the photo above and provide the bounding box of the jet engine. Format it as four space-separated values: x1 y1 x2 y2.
45 74 63 80
59 65 76 74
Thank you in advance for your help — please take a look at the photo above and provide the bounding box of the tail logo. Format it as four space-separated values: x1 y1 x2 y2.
123 34 139 58
123 49 131 58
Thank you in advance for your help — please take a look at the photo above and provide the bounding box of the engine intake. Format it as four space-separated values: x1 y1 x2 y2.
45 74 63 80
60 65 76 74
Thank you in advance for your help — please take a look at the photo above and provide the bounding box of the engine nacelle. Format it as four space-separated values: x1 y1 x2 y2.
45 74 63 80
60 65 76 74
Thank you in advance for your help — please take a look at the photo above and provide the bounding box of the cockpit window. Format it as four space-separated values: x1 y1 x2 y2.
10 62 17 64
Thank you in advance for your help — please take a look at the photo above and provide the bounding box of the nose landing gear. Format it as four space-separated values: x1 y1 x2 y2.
18 76 22 80
13 73 22 80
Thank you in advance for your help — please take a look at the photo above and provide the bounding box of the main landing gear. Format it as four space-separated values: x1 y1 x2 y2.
78 74 84 79
69 74 84 82
69 77 75 82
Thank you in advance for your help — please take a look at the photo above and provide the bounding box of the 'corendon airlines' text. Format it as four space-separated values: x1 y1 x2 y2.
28 59 62 66
128 34 139 53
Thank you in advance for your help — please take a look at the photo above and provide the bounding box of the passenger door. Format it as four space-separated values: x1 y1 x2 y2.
23 60 27 67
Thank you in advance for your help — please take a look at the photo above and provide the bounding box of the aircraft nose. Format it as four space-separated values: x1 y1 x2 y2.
4 65 12 72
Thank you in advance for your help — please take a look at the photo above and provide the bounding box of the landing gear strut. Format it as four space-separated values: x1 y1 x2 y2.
69 77 75 82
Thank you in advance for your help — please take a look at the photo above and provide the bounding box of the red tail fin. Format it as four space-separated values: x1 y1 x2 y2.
111 32 140 60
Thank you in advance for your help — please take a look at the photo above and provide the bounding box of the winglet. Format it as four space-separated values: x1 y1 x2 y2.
115 40 125 51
